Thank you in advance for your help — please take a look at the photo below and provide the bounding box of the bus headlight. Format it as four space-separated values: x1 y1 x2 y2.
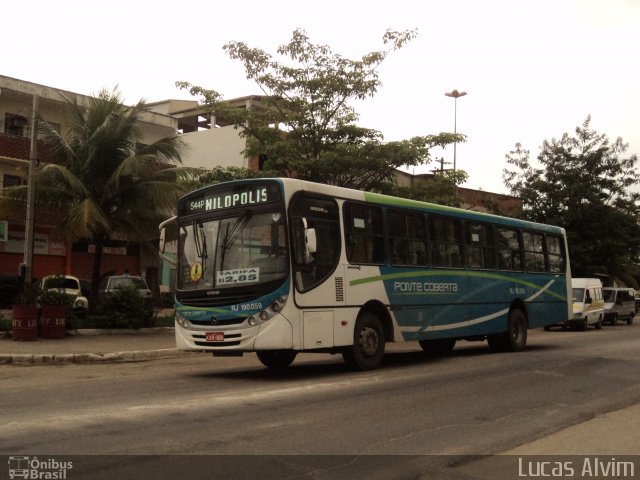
272 295 287 313
176 315 191 328
247 295 288 326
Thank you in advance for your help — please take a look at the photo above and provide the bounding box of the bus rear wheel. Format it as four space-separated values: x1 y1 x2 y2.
488 308 527 352
342 312 385 371
419 338 456 357
257 350 297 369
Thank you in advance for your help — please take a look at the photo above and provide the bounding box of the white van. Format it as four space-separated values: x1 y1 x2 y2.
546 278 604 331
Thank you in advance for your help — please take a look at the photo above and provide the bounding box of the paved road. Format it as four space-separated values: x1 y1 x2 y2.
1 326 639 479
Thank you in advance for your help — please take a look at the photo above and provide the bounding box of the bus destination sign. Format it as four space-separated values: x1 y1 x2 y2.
182 182 281 215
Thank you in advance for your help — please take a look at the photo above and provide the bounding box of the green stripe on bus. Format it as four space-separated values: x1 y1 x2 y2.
349 270 567 301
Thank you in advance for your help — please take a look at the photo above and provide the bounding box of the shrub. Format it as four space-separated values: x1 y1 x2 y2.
0 313 11 333
95 285 154 329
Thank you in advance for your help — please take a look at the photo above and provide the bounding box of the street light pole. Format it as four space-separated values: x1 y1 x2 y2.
444 89 467 171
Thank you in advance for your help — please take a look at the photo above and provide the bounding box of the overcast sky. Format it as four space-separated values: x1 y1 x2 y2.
5 0 639 194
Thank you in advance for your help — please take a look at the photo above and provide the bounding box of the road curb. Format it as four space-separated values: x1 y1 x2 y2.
68 327 175 336
0 348 193 366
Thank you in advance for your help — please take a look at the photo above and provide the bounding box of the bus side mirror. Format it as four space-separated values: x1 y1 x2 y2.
159 228 166 253
304 225 317 264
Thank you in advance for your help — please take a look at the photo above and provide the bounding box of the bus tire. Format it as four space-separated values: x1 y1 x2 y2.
488 308 527 352
419 338 456 357
627 314 634 325
595 317 603 330
257 350 297 369
342 312 385 371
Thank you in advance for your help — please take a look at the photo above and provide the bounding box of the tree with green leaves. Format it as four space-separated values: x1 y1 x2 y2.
177 29 464 195
503 116 640 285
0 88 189 304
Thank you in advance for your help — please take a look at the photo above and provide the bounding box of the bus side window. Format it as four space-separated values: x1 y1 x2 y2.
496 227 523 271
387 210 427 266
344 203 386 265
429 216 463 268
545 235 565 273
466 222 496 270
523 231 545 272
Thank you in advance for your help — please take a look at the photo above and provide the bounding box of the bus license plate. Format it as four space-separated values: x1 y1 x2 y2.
206 332 224 342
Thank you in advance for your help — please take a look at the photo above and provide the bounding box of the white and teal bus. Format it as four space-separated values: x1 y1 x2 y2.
163 178 571 370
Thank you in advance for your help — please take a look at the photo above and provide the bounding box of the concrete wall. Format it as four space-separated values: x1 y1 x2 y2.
179 126 247 169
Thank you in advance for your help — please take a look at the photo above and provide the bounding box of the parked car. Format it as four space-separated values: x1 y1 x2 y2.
603 287 636 325
98 274 152 303
40 275 89 315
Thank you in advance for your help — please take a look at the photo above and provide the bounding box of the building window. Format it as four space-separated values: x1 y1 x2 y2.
4 113 28 137
2 174 25 189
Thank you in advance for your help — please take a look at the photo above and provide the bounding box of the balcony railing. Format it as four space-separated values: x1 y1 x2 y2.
0 131 55 163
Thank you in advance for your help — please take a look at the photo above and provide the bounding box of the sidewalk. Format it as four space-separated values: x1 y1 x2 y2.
0 327 190 365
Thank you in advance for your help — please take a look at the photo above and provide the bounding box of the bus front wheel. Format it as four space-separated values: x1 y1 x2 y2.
342 312 385 371
488 308 527 352
257 350 297 369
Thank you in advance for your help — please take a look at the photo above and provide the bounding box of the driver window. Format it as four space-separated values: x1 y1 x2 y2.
290 194 340 292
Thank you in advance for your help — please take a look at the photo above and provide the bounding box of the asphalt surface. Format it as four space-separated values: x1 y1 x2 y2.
1 323 639 458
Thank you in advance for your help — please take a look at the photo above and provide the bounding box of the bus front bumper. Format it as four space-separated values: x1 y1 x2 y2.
175 314 294 352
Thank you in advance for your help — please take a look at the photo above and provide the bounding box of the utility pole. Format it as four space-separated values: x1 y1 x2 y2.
23 94 38 283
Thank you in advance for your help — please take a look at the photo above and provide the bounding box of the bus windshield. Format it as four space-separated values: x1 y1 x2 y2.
179 209 288 291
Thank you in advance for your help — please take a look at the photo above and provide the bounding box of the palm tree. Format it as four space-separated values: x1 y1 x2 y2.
1 88 189 305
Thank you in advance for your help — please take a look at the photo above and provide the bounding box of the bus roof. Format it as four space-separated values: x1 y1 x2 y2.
180 177 565 235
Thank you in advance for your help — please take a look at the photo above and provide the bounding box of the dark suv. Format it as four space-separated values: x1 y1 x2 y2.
98 275 152 303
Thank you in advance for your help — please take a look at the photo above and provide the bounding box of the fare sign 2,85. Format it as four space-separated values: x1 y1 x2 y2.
217 268 259 286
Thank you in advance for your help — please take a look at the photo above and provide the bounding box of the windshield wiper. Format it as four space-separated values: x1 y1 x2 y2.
192 221 208 261
219 210 252 272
